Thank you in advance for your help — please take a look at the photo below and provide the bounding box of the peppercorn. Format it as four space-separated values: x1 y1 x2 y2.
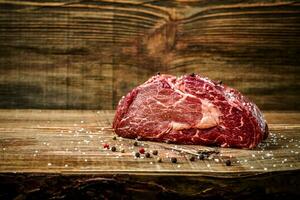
190 73 196 77
133 141 138 146
112 136 117 140
225 159 231 166
218 80 223 85
135 152 140 158
189 156 195 161
121 149 125 153
171 157 177 163
145 152 151 158
103 143 109 149
198 154 204 160
139 148 145 154
111 146 116 152
152 150 158 156
157 157 162 163
157 72 161 75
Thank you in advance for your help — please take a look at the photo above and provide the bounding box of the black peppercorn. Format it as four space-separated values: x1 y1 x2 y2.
198 154 205 160
133 141 138 146
171 157 177 163
218 80 223 85
145 152 151 158
190 73 196 77
189 156 195 161
111 146 116 152
135 152 140 158
112 136 117 140
121 149 125 153
152 150 158 156
157 72 161 75
157 157 162 163
225 159 231 166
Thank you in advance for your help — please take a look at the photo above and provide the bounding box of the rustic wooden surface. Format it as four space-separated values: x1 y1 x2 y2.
0 0 300 110
0 109 300 199
0 109 299 174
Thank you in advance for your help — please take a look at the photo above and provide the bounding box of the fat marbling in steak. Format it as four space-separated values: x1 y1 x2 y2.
113 74 268 149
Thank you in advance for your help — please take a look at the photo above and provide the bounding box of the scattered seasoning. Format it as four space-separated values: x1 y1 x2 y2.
152 150 158 156
135 152 140 158
133 141 138 146
225 159 231 166
136 136 142 141
171 157 177 163
218 80 223 85
190 72 196 77
139 148 145 154
121 149 125 153
157 72 161 75
103 143 110 149
145 152 151 158
111 146 117 152
198 154 205 160
112 136 117 140
157 157 162 163
189 156 195 161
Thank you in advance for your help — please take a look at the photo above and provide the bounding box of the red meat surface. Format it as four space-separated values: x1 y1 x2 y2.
113 74 268 149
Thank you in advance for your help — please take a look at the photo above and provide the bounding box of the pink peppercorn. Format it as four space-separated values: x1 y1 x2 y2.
103 143 109 149
139 148 145 154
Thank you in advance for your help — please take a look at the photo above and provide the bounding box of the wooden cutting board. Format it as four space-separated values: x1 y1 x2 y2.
0 109 299 199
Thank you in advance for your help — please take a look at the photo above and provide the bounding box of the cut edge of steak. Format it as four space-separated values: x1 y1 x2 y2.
113 74 269 149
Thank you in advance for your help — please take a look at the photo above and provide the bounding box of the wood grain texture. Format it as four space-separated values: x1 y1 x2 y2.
0 109 300 199
1 172 300 199
0 109 299 174
0 0 300 110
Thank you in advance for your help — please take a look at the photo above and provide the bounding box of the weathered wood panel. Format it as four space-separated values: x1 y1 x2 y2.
0 109 300 199
1 172 300 199
0 109 299 174
0 0 299 110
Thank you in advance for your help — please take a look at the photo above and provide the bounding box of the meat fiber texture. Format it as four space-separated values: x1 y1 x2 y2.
113 74 269 149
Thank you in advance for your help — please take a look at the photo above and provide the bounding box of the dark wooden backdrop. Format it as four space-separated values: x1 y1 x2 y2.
0 0 299 110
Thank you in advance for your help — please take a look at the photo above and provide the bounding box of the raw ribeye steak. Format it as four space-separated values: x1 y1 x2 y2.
113 74 268 149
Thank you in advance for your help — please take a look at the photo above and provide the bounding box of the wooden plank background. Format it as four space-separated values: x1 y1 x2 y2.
0 0 299 110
